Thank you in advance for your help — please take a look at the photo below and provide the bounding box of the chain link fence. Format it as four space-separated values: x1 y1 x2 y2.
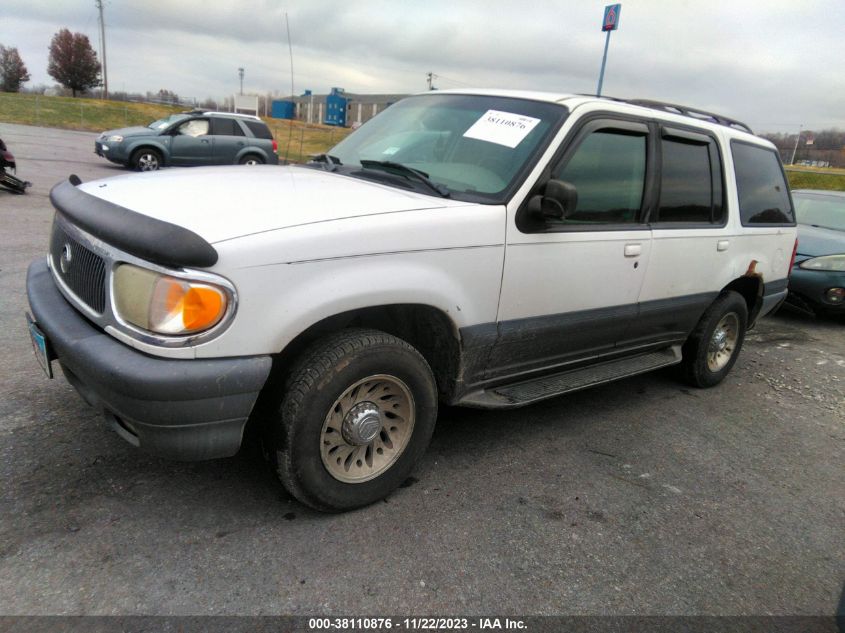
0 94 182 132
267 120 350 164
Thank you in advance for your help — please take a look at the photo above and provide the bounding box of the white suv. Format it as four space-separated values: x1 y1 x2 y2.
27 90 798 511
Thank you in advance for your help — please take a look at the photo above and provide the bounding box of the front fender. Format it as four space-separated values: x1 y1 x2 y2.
123 138 171 165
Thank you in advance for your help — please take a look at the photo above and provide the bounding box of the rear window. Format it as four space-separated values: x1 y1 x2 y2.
731 141 795 225
244 120 273 140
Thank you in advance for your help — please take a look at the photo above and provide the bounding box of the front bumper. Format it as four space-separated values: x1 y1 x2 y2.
788 267 845 314
26 258 273 460
94 140 126 164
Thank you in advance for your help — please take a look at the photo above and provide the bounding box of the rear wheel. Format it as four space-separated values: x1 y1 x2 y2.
681 291 748 388
131 148 162 171
239 154 264 165
267 329 438 512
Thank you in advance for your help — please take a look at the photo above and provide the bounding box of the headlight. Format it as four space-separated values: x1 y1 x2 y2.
113 264 231 336
106 135 124 142
798 255 845 272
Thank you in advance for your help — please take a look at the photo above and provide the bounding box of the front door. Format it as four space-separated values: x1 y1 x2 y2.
169 118 212 165
489 117 654 382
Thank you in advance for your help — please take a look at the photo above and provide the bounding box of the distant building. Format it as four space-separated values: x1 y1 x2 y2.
282 91 409 127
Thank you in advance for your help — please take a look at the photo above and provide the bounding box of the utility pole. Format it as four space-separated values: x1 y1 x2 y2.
96 0 108 99
238 67 244 95
789 125 803 165
426 72 434 91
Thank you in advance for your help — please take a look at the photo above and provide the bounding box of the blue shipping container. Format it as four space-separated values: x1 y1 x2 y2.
271 100 296 119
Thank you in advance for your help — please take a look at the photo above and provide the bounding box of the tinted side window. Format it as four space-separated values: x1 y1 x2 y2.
732 141 795 225
657 137 715 223
244 121 273 140
211 118 244 136
553 130 646 224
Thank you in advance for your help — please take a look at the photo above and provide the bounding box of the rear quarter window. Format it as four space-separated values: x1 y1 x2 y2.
244 121 273 140
731 140 795 225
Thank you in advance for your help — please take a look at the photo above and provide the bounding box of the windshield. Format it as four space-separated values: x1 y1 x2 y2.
793 193 845 231
328 94 567 202
148 114 189 131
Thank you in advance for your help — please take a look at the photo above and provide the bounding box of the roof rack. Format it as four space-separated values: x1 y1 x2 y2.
583 95 753 134
181 109 262 121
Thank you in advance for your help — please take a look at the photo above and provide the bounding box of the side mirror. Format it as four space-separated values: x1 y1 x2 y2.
528 180 578 222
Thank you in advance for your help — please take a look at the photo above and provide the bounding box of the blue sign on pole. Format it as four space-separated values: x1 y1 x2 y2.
602 3 621 31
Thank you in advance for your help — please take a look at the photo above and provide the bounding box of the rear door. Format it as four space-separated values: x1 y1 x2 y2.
210 117 247 164
627 126 729 347
490 116 654 380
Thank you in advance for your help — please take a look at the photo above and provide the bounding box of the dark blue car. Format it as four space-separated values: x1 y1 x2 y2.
786 189 845 316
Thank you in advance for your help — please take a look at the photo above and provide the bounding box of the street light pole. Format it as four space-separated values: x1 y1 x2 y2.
238 67 244 95
596 4 621 97
596 30 612 96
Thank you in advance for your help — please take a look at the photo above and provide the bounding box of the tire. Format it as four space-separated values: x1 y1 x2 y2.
681 291 748 388
131 148 162 171
267 328 438 512
239 154 264 165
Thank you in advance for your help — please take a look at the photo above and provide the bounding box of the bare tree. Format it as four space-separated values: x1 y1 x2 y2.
47 29 101 97
0 45 31 92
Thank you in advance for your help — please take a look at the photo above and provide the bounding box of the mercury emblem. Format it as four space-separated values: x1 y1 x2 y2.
60 243 73 274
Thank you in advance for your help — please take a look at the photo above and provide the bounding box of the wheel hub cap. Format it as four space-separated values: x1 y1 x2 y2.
341 402 381 445
712 329 728 352
706 312 740 372
320 374 416 483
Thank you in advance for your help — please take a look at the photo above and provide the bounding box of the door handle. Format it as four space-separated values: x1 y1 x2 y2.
624 243 641 257
717 240 730 252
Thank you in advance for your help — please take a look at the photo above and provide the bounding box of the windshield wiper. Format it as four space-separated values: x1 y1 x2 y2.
359 159 450 197
308 153 342 172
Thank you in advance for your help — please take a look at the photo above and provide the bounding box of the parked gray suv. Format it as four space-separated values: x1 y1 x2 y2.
95 111 279 171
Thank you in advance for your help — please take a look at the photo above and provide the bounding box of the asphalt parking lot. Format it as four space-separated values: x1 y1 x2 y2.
0 122 843 616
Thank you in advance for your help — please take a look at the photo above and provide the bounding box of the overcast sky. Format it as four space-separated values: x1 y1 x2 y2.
1 0 843 133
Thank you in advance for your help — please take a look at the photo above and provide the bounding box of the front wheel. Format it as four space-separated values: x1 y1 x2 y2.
681 291 748 388
267 329 438 512
131 148 162 171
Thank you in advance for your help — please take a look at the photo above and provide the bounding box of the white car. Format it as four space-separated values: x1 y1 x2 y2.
27 90 798 511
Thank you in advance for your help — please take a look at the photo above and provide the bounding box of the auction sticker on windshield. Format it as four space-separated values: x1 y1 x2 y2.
463 110 541 148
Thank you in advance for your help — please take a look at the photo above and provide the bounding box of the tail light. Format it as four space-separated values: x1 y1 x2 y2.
787 238 798 277
272 139 278 155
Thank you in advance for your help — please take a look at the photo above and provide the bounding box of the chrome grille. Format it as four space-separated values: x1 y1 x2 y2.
49 219 107 314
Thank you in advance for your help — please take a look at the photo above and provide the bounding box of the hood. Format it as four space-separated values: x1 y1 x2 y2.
99 126 158 139
77 165 464 243
796 223 845 258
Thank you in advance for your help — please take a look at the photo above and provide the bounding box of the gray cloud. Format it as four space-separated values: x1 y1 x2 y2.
0 0 843 132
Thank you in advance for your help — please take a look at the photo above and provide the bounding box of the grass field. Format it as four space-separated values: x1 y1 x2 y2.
785 168 845 191
0 92 183 132
0 92 353 163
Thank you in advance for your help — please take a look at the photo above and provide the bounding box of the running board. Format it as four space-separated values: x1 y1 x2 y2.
457 346 683 409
